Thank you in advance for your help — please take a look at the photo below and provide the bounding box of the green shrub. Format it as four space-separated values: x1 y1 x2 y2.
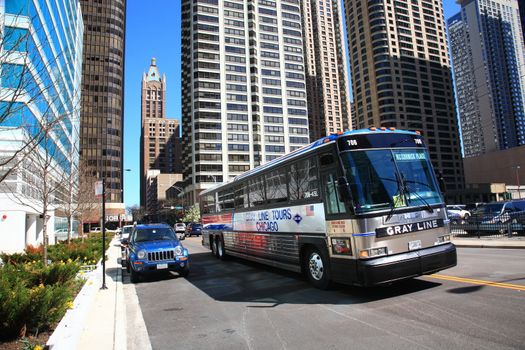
0 265 32 339
0 232 111 340
0 262 80 340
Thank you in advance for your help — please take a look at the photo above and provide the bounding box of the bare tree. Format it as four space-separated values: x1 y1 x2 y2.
6 118 75 264
56 157 100 244
128 205 147 223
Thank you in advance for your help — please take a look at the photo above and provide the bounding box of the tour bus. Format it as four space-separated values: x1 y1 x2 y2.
200 128 457 289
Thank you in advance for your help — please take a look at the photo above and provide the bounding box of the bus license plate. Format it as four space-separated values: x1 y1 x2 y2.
157 263 168 270
409 240 421 251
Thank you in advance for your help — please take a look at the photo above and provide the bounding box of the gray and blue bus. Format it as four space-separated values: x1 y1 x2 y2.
200 128 457 289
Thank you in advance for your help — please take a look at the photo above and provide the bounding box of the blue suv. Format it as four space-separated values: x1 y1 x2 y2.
125 223 190 282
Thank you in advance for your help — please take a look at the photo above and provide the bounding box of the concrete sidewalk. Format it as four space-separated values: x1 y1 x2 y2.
452 237 525 249
47 236 152 350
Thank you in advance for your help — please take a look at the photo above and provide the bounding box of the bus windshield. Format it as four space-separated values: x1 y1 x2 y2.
341 148 443 214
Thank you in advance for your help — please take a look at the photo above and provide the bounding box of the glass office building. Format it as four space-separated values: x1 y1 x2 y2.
0 0 83 252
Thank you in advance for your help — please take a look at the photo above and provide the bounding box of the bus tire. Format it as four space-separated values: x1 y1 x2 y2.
211 236 217 256
304 247 331 290
216 235 227 260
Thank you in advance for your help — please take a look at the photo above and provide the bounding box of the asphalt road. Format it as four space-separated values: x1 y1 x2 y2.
129 238 525 350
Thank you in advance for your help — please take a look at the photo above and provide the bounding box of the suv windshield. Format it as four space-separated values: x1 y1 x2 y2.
341 149 442 214
122 226 133 234
134 227 177 242
477 203 507 215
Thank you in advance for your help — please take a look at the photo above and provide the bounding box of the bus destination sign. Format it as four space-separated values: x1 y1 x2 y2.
375 219 444 238
338 133 425 151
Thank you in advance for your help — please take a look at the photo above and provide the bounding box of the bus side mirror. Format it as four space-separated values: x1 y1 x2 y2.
337 177 353 203
438 173 446 195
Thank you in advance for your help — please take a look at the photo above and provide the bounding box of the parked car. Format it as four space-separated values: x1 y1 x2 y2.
465 200 525 235
174 222 186 239
185 223 203 237
465 202 485 212
125 223 190 283
174 222 186 233
120 225 134 242
54 229 78 242
447 211 462 225
446 205 471 220
90 227 101 233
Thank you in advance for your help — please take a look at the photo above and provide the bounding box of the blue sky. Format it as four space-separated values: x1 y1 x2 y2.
123 1 462 207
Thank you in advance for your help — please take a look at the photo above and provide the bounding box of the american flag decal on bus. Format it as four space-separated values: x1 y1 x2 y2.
306 205 315 216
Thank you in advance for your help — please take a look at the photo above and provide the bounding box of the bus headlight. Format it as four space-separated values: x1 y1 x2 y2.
435 235 451 245
359 247 387 258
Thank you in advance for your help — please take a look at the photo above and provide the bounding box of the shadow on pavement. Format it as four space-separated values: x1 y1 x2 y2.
181 251 441 305
446 285 484 294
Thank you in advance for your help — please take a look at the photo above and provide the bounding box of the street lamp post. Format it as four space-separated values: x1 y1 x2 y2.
101 175 107 290
515 165 521 199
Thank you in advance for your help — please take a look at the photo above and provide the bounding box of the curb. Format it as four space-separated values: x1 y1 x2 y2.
452 240 525 249
46 260 103 349
46 237 117 350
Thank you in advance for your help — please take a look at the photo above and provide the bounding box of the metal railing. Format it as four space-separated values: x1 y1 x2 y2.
450 212 525 238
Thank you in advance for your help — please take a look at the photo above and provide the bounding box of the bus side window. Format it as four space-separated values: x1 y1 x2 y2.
234 183 249 209
322 172 347 215
289 157 319 201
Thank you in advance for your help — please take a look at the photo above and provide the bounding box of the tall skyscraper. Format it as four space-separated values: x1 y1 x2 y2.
181 0 309 203
140 59 182 214
79 0 126 210
518 0 525 38
343 0 465 198
0 0 83 252
448 0 525 157
302 0 352 140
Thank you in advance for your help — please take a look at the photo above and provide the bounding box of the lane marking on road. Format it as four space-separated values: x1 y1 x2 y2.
427 274 525 292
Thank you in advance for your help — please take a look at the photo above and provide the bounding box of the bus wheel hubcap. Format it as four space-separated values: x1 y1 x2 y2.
309 253 324 280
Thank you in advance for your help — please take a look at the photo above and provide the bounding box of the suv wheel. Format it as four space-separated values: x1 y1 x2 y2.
130 267 140 283
179 265 190 278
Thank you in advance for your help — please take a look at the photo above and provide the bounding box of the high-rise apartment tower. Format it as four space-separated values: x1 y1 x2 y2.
448 0 525 157
302 0 352 140
79 0 126 206
343 0 464 198
181 0 309 203
140 59 182 213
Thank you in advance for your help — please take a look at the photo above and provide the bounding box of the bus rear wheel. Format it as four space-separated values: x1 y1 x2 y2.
211 236 217 256
304 247 331 290
215 236 227 260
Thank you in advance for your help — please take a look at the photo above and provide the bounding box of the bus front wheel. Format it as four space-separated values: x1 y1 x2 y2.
304 247 331 290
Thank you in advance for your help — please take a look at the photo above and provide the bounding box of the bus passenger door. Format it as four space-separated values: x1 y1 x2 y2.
320 170 348 218
320 168 358 284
